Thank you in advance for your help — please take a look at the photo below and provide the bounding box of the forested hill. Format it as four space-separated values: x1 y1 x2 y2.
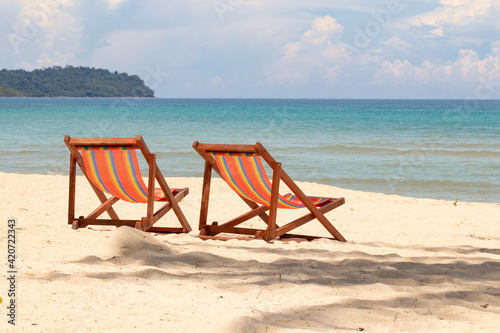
0 66 154 97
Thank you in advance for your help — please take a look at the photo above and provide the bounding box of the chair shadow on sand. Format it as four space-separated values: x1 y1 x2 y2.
73 238 500 288
47 227 500 332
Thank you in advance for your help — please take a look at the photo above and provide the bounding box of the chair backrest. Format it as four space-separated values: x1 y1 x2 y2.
66 136 166 203
76 146 153 203
207 150 330 209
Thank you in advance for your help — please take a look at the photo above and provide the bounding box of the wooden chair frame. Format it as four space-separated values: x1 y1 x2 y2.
64 135 191 233
193 141 346 242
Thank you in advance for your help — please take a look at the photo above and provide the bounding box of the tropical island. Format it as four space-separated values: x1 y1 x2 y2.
0 66 154 97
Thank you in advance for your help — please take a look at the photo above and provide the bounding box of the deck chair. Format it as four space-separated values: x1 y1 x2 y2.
64 135 191 233
192 141 346 242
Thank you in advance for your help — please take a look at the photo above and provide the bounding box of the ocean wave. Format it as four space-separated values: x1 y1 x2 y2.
314 177 500 203
276 144 500 159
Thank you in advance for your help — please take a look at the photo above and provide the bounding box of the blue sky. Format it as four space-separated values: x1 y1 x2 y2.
1 0 500 99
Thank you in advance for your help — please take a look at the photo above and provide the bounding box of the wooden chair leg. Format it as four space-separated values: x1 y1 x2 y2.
199 160 212 231
266 162 281 241
202 205 269 237
145 188 190 234
68 154 76 226
274 198 345 240
145 153 156 228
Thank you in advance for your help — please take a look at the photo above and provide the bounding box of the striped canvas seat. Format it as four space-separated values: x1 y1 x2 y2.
77 146 173 203
209 152 332 209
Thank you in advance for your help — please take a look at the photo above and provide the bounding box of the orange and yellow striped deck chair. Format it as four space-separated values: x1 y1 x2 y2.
193 142 346 241
64 136 191 233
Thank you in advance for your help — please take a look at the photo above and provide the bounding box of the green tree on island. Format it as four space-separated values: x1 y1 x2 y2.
0 66 154 97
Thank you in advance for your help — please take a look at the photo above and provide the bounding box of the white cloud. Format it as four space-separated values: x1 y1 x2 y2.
372 41 500 96
285 15 343 56
268 16 345 86
383 35 410 49
105 0 129 9
20 52 68 69
7 0 84 68
407 0 493 37
305 15 343 38
91 29 172 72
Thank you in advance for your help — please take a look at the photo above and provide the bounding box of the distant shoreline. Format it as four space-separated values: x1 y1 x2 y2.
0 96 156 98
2 96 500 101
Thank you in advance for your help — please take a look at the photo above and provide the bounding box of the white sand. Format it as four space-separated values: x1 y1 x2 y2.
1 172 499 332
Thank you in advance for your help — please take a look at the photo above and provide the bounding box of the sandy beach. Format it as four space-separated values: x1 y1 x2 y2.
1 171 499 332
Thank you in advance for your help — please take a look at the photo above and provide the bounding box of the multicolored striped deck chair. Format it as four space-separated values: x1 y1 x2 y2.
64 136 191 233
193 142 346 242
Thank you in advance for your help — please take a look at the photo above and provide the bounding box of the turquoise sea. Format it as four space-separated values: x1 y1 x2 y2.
1 98 499 203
